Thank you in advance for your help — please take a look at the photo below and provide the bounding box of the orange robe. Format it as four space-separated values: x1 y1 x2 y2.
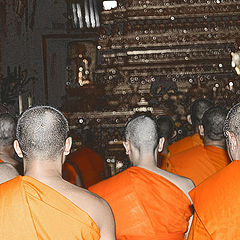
157 152 170 170
89 167 192 240
62 161 77 184
0 159 3 163
168 133 203 157
188 161 240 240
63 147 104 188
0 176 100 240
167 145 230 186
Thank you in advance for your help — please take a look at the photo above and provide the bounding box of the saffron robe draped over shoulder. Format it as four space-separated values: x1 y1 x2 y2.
168 133 203 157
89 167 192 240
63 147 104 188
167 145 230 185
0 176 100 240
188 161 240 240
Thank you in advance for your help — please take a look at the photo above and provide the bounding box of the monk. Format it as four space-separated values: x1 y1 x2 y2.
168 106 230 186
89 115 195 240
0 162 18 184
168 98 214 156
63 128 108 188
0 106 115 240
188 102 240 239
0 113 22 173
156 115 176 170
63 158 83 187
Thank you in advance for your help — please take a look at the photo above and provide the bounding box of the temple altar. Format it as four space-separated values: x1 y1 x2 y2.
61 0 240 169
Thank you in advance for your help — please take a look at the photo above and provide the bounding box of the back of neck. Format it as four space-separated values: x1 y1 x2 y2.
204 138 226 150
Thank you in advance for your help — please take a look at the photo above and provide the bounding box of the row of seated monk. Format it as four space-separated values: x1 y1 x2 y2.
0 98 238 239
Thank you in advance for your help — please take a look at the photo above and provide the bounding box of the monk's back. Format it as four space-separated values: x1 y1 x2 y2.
168 145 230 185
39 176 111 227
168 133 203 156
0 176 101 240
89 166 193 240
3 106 116 240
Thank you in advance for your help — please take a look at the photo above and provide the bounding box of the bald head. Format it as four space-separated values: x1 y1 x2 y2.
190 98 214 132
16 106 69 159
125 115 159 153
224 103 240 140
202 106 227 141
0 113 16 147
0 163 18 184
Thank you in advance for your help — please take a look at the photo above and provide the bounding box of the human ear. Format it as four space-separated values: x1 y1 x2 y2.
158 137 165 152
123 141 131 155
172 130 177 139
64 137 72 156
187 115 192 125
198 125 204 137
13 140 24 158
226 131 237 151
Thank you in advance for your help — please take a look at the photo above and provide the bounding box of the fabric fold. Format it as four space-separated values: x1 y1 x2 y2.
169 133 203 157
89 166 191 240
188 161 240 240
167 145 230 185
0 176 100 240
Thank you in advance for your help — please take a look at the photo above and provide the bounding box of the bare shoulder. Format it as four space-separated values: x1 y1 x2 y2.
156 168 195 196
0 163 19 183
1 157 23 174
61 181 114 223
0 162 18 174
64 183 116 239
0 162 12 168
63 181 111 211
166 171 195 193
176 175 195 193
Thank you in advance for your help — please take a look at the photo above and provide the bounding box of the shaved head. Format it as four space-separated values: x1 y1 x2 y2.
0 113 16 146
156 115 175 141
190 98 214 131
202 106 227 141
16 106 69 159
125 115 159 153
224 103 240 139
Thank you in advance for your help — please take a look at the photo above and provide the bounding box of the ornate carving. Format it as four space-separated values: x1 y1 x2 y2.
150 77 177 96
66 0 240 161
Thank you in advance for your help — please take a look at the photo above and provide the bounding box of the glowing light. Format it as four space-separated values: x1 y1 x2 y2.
229 82 234 91
103 1 117 10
